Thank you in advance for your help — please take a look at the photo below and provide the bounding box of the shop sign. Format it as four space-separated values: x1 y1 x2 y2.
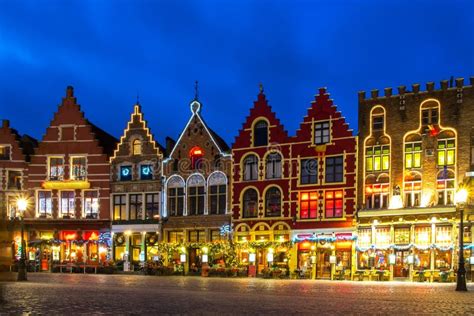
83 231 99 241
39 231 54 240
61 231 77 240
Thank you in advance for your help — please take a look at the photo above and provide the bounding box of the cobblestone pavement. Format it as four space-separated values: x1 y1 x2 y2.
1 273 474 315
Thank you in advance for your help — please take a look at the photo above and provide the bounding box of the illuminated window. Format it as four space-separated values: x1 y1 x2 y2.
132 139 142 155
404 173 421 207
129 194 143 220
300 192 318 219
253 120 268 147
415 226 431 246
84 191 99 218
70 156 86 180
243 188 258 218
372 115 384 131
168 231 184 243
300 159 318 184
113 195 126 220
140 164 153 180
405 142 422 169
38 191 52 217
325 190 343 218
209 184 226 215
0 145 11 160
437 139 455 166
49 157 64 180
120 165 132 181
189 146 204 170
366 145 389 172
145 193 160 219
437 169 455 206
358 228 372 248
365 176 389 209
325 156 343 183
168 187 184 216
422 107 439 125
188 185 205 215
60 191 75 218
266 153 282 179
435 226 452 245
210 229 223 241
314 121 330 145
265 187 281 217
188 230 206 242
243 155 258 181
375 227 391 247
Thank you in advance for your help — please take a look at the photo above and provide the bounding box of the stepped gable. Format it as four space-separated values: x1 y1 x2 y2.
233 88 289 148
293 87 353 142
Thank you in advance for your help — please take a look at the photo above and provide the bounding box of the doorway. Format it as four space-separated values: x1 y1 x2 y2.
394 250 409 278
316 248 331 279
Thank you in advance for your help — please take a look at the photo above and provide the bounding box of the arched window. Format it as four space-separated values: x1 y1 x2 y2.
167 176 185 216
421 101 439 126
253 120 268 147
243 155 258 181
132 139 142 155
265 187 281 217
371 107 385 132
266 153 282 179
208 172 227 215
187 174 205 215
365 174 389 209
189 146 204 170
437 169 455 206
243 188 258 218
404 172 421 207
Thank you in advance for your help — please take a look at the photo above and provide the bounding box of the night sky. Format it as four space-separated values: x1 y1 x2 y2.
1 1 473 147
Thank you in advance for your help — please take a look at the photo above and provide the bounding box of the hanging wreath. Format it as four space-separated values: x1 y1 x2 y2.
146 233 158 245
114 234 125 246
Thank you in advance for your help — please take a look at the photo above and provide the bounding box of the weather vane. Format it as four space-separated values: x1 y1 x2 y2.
259 83 264 93
194 80 199 101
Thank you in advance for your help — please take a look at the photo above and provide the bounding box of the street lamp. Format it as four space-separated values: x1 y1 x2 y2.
455 188 468 291
16 197 28 281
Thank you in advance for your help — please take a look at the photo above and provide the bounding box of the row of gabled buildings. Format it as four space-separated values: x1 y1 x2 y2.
1 77 474 281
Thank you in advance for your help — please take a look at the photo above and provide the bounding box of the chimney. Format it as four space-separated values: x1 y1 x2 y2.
412 84 420 93
426 82 435 92
455 78 464 88
371 89 379 99
2 119 9 129
358 91 366 102
66 85 74 98
440 80 448 90
398 86 406 95
384 87 392 97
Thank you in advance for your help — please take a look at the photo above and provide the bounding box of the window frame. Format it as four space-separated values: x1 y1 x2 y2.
300 192 318 219
120 165 133 181
300 158 318 185
83 190 99 218
365 145 390 172
325 190 343 218
129 194 143 220
325 156 344 183
168 187 184 216
70 156 87 180
242 188 258 218
243 155 259 181
209 184 226 215
437 138 456 167
188 185 205 215
265 152 282 179
113 194 127 220
265 187 282 217
404 142 422 169
314 121 330 145
145 193 160 219
38 190 52 217
60 190 75 218
48 156 65 180
253 120 268 147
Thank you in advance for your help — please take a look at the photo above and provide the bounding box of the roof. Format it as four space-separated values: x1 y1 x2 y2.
87 120 119 157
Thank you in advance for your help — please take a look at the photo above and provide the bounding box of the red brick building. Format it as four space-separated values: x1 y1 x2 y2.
25 86 117 269
232 88 292 272
232 87 357 279
290 87 357 279
0 120 36 265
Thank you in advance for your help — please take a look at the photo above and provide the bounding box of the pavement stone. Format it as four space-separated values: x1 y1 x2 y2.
0 273 473 315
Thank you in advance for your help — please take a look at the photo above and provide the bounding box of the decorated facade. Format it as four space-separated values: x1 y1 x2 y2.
356 78 474 281
161 94 233 273
290 87 357 279
232 87 357 279
0 120 36 266
110 103 164 265
232 87 293 275
24 86 117 270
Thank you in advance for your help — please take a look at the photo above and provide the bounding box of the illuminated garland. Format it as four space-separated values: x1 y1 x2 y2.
464 244 474 250
356 243 454 252
293 234 357 243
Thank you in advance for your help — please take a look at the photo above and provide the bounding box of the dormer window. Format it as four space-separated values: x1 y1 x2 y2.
132 139 142 155
253 120 268 147
0 145 10 160
120 165 132 181
189 146 204 170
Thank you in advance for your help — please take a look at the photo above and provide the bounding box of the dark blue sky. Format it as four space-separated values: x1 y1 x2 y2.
1 1 473 146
